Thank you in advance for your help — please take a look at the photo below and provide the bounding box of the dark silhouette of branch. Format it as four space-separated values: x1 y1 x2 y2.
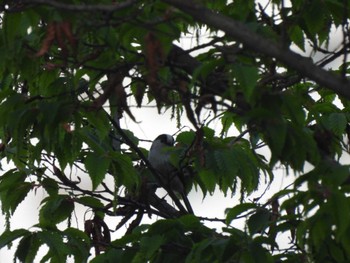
21 0 137 12
163 0 350 100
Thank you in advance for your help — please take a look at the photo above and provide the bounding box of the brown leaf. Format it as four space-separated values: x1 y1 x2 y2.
92 72 137 121
92 73 120 109
84 220 94 236
115 78 137 122
60 21 76 48
144 32 164 95
85 217 111 255
35 21 76 59
178 80 199 129
109 72 137 122
35 22 56 57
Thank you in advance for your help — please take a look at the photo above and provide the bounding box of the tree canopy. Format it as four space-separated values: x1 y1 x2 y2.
1 0 350 262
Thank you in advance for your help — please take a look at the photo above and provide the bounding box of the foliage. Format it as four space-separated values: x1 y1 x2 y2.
1 0 350 262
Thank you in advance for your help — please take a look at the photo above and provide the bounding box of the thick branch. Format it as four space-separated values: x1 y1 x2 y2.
22 0 137 12
163 0 350 100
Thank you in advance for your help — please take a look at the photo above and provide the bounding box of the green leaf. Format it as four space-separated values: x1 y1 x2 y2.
232 64 259 101
198 169 216 194
327 112 347 136
193 58 224 82
231 146 260 192
310 215 329 249
0 170 32 214
176 131 196 145
247 208 271 235
82 110 110 139
321 164 350 187
15 233 42 263
303 1 328 36
147 218 181 236
0 229 29 249
78 127 109 154
91 249 132 263
41 177 59 196
39 195 74 227
282 91 305 125
64 228 90 263
77 196 104 209
110 151 138 190
178 214 201 229
288 26 305 51
265 117 287 163
85 151 111 190
244 240 273 263
329 242 345 262
329 192 350 239
225 203 257 224
37 230 69 262
134 235 165 262
202 126 215 139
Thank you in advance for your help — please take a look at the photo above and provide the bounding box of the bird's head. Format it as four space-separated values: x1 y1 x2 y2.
148 134 175 161
154 134 175 147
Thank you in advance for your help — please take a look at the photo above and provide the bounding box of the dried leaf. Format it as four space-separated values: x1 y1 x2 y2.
35 21 76 59
84 217 111 255
115 80 137 122
60 21 76 48
110 72 137 122
84 220 94 236
92 72 137 121
35 22 56 57
144 32 164 94
92 73 122 109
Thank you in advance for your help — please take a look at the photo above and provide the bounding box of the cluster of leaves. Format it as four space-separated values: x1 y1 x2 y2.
1 0 350 262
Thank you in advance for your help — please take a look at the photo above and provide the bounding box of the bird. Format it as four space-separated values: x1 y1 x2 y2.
148 134 193 213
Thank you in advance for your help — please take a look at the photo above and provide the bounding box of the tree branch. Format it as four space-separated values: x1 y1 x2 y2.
21 0 137 12
163 0 350 100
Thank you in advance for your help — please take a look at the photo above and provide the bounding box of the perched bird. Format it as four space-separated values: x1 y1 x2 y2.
148 134 193 213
